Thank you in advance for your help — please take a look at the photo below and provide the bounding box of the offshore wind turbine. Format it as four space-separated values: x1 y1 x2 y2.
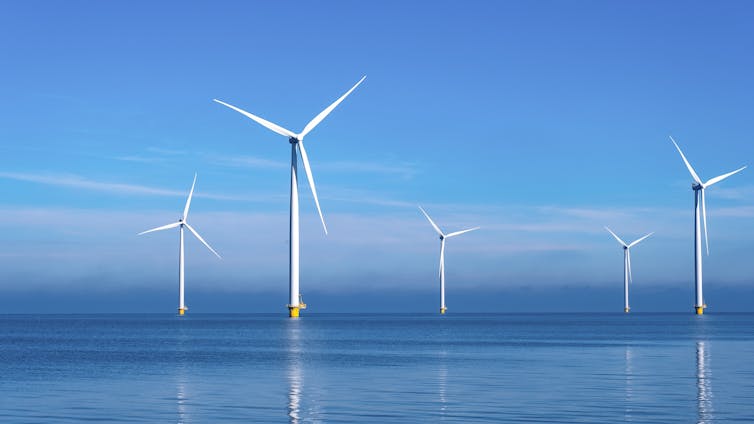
604 227 652 313
139 174 221 315
669 136 746 315
214 76 365 317
419 206 479 314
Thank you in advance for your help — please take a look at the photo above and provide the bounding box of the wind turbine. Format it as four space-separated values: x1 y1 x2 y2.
214 76 366 317
139 173 221 315
419 206 479 314
669 136 746 315
604 227 653 313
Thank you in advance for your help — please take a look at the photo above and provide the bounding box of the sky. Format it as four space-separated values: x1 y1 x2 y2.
1 1 754 313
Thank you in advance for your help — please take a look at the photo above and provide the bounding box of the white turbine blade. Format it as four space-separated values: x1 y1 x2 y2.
418 206 443 236
701 188 709 256
704 166 746 188
297 141 327 235
185 223 222 259
298 76 366 139
628 232 654 248
138 222 180 235
627 250 633 284
213 99 297 139
439 239 446 280
183 173 197 221
604 226 628 247
669 136 702 184
446 227 480 238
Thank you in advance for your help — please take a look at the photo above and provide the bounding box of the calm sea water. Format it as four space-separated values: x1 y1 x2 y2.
1 313 754 423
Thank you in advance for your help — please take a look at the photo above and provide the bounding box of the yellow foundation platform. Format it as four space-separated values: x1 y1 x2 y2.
440 307 447 315
289 306 300 318
624 307 630 313
178 308 186 316
696 306 704 315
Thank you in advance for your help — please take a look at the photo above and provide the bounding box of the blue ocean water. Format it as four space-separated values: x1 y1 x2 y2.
1 313 753 423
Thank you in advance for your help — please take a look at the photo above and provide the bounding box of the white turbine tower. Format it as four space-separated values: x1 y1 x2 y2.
214 76 365 318
139 174 221 315
604 227 652 313
669 136 746 315
419 206 479 314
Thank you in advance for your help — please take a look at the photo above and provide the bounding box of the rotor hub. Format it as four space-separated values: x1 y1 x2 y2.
289 137 299 144
692 182 702 191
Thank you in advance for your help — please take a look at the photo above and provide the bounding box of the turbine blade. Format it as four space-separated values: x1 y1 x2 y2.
185 223 222 259
418 206 444 236
297 141 327 235
446 227 480 238
704 166 746 188
138 222 180 235
183 173 197 221
628 232 654 248
627 250 633 284
604 226 628 247
439 239 445 280
298 76 366 139
669 136 703 184
701 188 709 256
213 99 297 139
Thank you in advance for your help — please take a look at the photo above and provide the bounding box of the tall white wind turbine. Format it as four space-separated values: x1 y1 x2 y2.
669 136 746 315
419 206 479 314
139 174 221 315
604 227 653 313
214 76 366 317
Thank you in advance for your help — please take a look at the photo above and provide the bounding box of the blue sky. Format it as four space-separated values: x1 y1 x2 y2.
1 1 754 312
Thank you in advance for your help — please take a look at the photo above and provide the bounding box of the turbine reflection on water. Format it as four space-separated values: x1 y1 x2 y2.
696 341 713 424
624 345 633 422
176 371 189 424
286 320 303 424
438 350 448 418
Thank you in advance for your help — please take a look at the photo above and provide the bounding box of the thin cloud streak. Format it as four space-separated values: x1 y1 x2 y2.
210 153 419 179
318 160 419 179
210 154 288 170
0 171 284 203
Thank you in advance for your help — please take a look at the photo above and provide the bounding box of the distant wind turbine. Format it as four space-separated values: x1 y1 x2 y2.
214 76 366 317
419 206 479 314
669 136 746 315
139 174 221 315
604 227 652 313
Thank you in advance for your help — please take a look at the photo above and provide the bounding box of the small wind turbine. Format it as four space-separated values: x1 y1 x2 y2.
419 206 479 314
139 173 221 315
604 227 652 313
214 76 365 318
669 136 746 315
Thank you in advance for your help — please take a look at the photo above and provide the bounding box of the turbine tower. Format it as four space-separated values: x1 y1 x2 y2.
604 227 652 313
214 76 365 317
669 136 746 315
419 206 479 314
139 173 221 315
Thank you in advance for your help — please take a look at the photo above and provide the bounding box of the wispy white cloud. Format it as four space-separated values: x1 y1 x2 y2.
712 206 754 218
112 155 167 164
210 154 288 170
146 147 187 156
210 153 419 179
0 171 284 203
318 160 419 179
709 184 754 201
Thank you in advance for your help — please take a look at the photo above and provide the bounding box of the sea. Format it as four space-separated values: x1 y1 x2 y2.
1 313 753 423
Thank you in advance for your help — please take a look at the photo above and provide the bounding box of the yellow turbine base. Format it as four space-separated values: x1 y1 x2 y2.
178 308 186 316
440 307 447 315
624 307 630 313
696 306 704 315
289 306 300 318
